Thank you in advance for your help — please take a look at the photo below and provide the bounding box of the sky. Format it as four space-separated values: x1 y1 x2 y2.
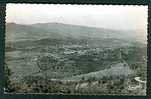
6 4 147 31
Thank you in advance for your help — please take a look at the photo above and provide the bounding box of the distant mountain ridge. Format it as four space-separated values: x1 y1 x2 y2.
6 22 146 43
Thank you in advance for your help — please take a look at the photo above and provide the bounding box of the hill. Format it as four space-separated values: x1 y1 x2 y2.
6 22 146 43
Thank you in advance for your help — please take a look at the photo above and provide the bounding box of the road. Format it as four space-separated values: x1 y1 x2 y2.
127 76 146 91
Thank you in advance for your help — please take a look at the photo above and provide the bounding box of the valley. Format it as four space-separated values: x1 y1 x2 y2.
5 23 147 95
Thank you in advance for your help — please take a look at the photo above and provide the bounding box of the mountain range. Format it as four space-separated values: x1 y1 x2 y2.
5 22 146 44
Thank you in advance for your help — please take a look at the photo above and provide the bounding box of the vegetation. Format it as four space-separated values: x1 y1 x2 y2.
5 23 147 95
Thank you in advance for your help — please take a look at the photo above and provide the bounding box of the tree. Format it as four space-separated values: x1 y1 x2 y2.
5 63 12 92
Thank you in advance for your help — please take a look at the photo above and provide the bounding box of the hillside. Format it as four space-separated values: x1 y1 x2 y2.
64 63 134 81
5 22 147 94
6 22 146 43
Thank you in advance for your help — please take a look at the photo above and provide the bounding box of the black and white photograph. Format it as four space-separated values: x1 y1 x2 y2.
5 4 147 95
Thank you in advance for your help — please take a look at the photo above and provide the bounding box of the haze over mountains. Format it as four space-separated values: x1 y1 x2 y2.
5 4 147 94
6 22 146 44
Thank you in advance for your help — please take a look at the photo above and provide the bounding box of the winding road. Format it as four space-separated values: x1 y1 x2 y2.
127 77 146 91
134 77 146 83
